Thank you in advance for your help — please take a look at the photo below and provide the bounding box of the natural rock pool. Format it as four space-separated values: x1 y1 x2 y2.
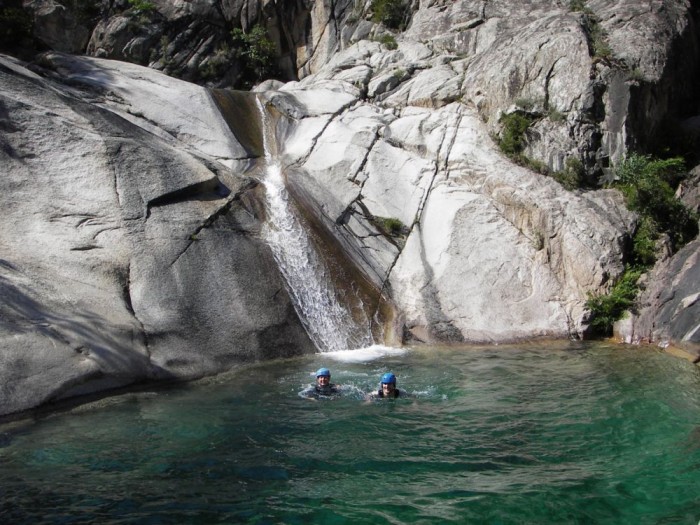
1 341 699 524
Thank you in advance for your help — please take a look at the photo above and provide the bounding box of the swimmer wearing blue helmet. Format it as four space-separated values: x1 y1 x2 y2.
300 367 340 399
371 372 404 399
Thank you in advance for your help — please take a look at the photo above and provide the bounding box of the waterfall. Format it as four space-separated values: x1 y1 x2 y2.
256 98 372 352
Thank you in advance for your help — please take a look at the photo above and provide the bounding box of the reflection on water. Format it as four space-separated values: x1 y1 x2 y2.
1 341 700 524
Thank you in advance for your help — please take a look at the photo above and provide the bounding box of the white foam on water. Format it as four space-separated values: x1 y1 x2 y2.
321 345 407 363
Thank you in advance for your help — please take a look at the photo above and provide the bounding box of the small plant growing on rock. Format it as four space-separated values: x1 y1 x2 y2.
574 5 613 62
199 43 232 80
613 153 697 255
376 34 398 50
498 112 536 157
514 98 537 112
585 268 643 336
552 157 585 190
372 0 411 31
627 68 645 83
547 107 566 123
568 0 593 15
372 216 408 238
127 0 156 15
531 230 545 251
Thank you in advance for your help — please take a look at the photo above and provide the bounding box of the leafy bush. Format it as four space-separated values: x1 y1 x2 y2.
627 68 645 82
614 153 697 255
552 157 585 190
377 34 398 50
568 0 592 13
498 112 535 156
585 268 643 336
199 44 232 80
372 0 410 30
127 0 156 14
231 25 277 86
571 1 613 61
547 108 566 123
631 216 659 267
586 153 698 334
514 98 536 111
373 216 407 237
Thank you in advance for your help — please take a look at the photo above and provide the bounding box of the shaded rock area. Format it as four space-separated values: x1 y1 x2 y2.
0 53 315 417
618 239 700 354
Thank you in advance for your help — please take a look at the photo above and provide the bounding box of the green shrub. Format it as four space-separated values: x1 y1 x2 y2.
373 216 407 237
627 68 645 82
585 268 643 336
614 153 697 255
372 0 410 30
498 112 535 156
547 108 566 123
231 25 277 86
552 157 585 190
571 2 613 61
591 32 613 60
514 98 536 111
568 0 591 13
377 34 398 50
632 216 659 267
199 43 232 79
585 153 698 334
127 0 156 14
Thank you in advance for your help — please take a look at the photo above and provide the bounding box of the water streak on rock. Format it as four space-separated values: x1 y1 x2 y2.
256 97 372 352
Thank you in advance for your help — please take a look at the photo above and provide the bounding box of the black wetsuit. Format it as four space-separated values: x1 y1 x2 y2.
301 384 340 398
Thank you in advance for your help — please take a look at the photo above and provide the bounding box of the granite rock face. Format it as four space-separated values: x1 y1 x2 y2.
0 53 314 417
624 239 700 352
264 58 635 344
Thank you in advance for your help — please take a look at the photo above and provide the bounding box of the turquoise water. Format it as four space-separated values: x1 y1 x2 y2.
1 342 700 524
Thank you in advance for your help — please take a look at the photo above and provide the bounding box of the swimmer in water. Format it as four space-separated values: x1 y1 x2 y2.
300 368 340 399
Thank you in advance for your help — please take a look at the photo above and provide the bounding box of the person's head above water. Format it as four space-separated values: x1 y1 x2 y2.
380 372 397 397
316 367 331 388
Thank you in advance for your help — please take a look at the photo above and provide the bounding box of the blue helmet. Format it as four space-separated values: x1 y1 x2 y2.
316 368 331 378
380 372 396 385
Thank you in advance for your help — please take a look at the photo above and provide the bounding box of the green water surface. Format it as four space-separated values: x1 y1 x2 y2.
1 342 699 524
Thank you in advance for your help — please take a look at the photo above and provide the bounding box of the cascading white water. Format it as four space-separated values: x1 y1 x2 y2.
256 98 372 352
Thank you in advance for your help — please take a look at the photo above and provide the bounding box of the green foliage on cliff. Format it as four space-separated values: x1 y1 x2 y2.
614 154 697 257
585 153 698 335
569 0 613 61
372 0 411 31
127 0 156 14
376 34 398 50
231 25 277 87
371 216 408 239
552 158 585 191
498 112 535 157
585 268 643 335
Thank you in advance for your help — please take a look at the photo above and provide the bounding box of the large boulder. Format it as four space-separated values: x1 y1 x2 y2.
24 0 93 53
0 53 314 417
618 239 700 355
